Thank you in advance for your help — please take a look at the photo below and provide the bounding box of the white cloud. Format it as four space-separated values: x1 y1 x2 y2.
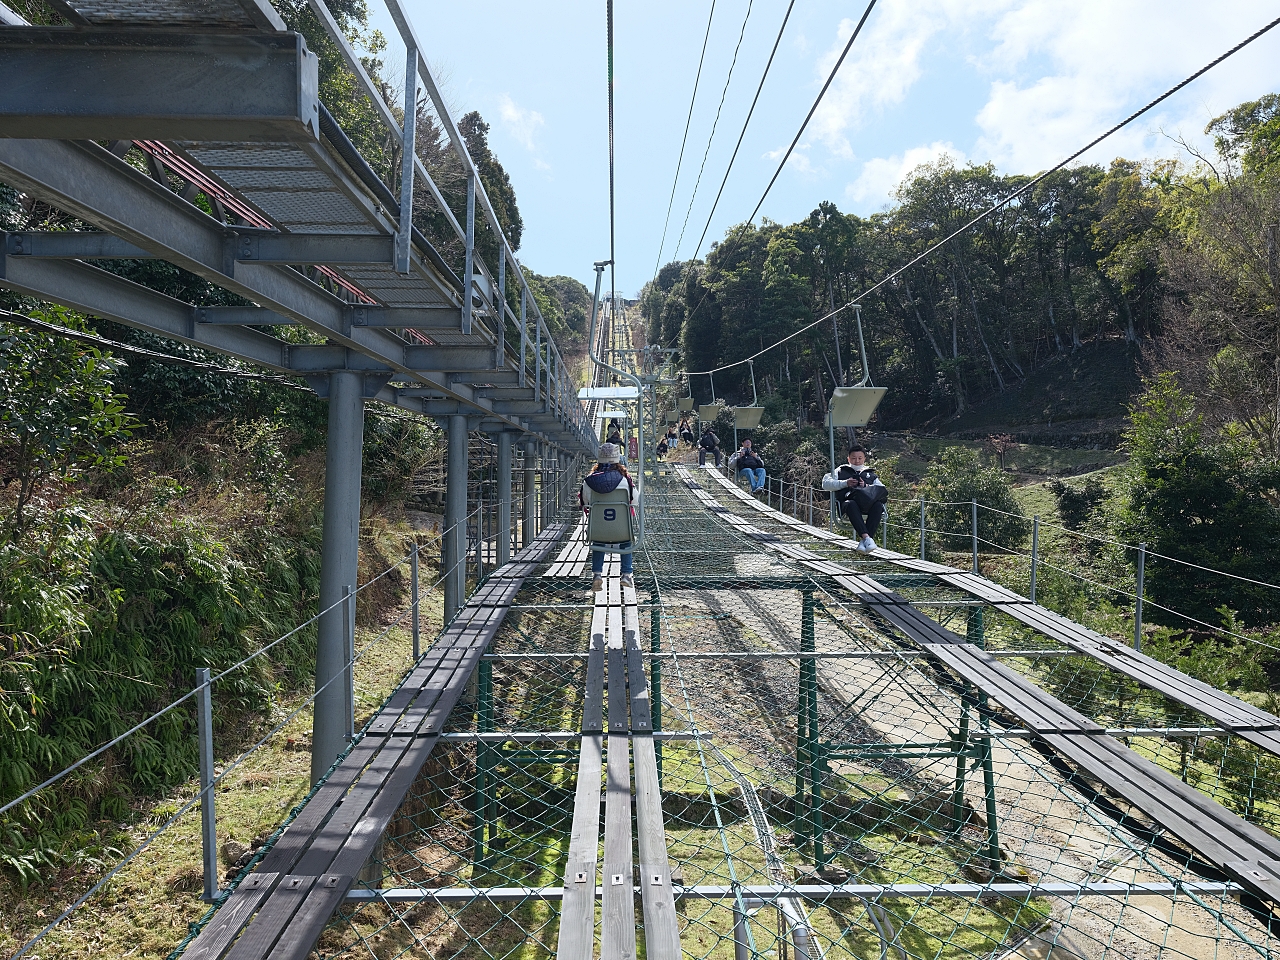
497 93 545 152
810 0 1013 155
971 0 1280 171
845 141 967 207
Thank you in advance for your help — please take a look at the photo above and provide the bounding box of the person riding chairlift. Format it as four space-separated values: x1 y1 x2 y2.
678 418 695 446
734 437 766 494
822 443 887 553
578 442 635 591
698 424 721 467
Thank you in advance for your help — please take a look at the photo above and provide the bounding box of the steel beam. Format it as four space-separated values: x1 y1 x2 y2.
0 140 539 432
312 370 364 785
345 881 1244 903
0 252 289 369
522 440 537 549
496 430 513 568
444 414 468 622
0 29 319 141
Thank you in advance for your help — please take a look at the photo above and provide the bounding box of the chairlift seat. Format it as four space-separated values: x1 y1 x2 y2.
734 406 764 429
585 486 633 544
678 397 695 412
698 403 724 422
827 386 887 428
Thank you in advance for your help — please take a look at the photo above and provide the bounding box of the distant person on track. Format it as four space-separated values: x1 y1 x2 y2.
656 436 670 459
822 444 887 553
579 443 635 591
698 424 721 467
735 438 766 493
679 418 695 446
665 425 679 449
605 424 623 447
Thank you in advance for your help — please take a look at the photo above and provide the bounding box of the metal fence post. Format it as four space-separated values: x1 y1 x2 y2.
344 584 355 741
196 667 217 902
476 497 485 583
919 497 926 560
884 503 890 552
410 542 420 661
807 484 813 527
1135 542 1146 651
1029 516 1039 604
971 499 979 574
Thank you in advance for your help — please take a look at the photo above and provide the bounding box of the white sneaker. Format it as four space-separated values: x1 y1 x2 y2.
858 536 877 553
620 574 635 588
592 577 604 592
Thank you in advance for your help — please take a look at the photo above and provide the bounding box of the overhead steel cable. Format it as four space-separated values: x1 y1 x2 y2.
652 0 717 280
672 0 756 261
607 0 616 308
746 0 876 227
683 10 1280 377
691 0 797 260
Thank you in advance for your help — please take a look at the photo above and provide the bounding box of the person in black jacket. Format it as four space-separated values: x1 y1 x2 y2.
822 444 888 552
734 438 766 493
697 425 721 467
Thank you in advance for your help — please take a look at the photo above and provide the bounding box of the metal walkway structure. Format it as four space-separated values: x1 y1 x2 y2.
0 0 594 786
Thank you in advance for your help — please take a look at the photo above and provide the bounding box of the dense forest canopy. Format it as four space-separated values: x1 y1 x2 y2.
642 93 1280 432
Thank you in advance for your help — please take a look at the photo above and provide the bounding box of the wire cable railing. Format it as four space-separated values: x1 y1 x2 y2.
5 506 505 959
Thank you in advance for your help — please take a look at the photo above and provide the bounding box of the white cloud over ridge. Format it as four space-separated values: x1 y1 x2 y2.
846 141 967 207
819 0 1280 211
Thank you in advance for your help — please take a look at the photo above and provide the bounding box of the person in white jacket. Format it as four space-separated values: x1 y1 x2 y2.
821 444 887 552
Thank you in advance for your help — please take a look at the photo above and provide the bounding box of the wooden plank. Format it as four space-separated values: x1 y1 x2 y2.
178 871 278 960
1000 603 1280 732
290 736 415 877
221 874 315 960
264 874 351 960
625 602 680 960
601 732 636 960
556 589 610 960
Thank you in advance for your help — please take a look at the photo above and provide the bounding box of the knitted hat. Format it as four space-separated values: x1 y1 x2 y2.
597 442 621 464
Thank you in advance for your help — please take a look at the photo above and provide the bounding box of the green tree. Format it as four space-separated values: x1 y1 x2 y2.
0 311 137 532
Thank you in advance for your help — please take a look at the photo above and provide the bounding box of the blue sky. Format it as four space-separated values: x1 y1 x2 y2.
376 1 1280 297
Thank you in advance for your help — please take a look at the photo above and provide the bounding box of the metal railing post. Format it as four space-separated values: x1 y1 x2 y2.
971 499 979 574
919 497 926 560
476 497 485 582
196 667 217 902
807 484 813 527
394 45 417 275
1135 542 1146 651
410 542 420 661
344 584 355 741
462 170 475 335
884 503 890 551
1029 516 1039 604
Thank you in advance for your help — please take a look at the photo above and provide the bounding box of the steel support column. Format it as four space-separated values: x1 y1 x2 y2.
522 440 537 548
444 414 468 622
496 430 513 568
312 370 364 785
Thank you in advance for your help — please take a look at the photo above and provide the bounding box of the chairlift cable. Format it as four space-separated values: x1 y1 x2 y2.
607 0 616 314
684 10 1280 377
652 0 717 280
671 0 756 261
676 0 877 345
691 0 797 261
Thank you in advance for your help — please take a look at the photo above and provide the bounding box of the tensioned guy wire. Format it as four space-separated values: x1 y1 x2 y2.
652 0 717 280
683 10 1280 377
671 0 756 261
691 0 797 261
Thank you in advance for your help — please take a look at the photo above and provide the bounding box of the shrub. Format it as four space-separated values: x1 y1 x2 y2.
920 446 1028 554
1048 476 1108 530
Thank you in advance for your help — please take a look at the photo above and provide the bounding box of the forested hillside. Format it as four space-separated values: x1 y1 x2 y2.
643 94 1280 439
